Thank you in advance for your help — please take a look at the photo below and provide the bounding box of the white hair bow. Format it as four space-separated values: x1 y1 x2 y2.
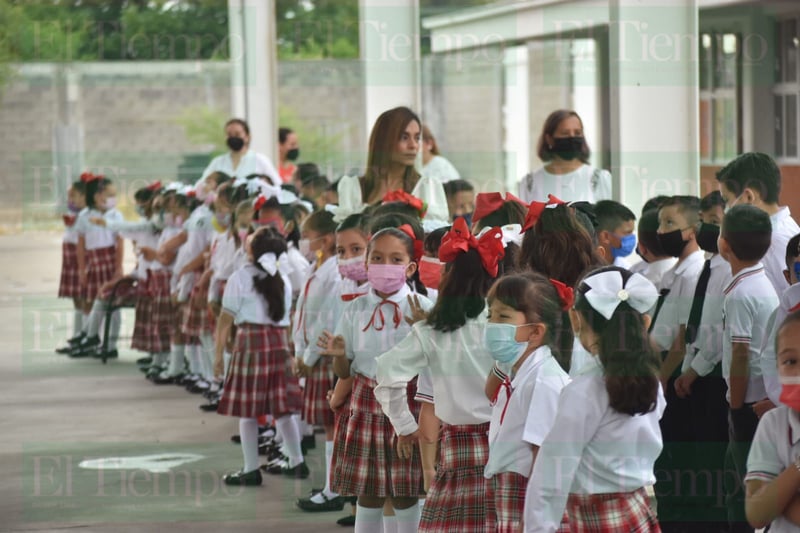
257 252 290 277
331 175 365 223
478 224 523 248
582 270 658 320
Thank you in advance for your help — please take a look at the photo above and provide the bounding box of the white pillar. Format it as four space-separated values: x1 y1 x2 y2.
360 0 422 133
607 0 699 214
228 0 278 161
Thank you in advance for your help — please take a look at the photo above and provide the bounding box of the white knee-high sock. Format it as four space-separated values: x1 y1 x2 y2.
239 417 260 473
187 343 201 375
275 415 303 468
393 504 421 533
309 440 338 503
199 333 215 381
87 299 104 338
223 350 231 378
166 344 185 376
81 312 90 334
72 310 83 336
383 514 397 533
108 309 120 350
355 504 384 533
153 351 169 367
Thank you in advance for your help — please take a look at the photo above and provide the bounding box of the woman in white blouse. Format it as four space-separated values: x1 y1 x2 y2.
421 124 460 184
519 110 612 204
200 118 281 186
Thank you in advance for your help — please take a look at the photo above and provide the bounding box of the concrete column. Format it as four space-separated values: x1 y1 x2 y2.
607 0 700 214
228 0 278 161
359 0 422 133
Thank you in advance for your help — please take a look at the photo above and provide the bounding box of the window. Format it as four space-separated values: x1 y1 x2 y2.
775 18 800 160
699 32 740 164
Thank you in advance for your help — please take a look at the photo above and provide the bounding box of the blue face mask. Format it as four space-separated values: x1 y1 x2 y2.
483 323 529 365
794 261 800 283
612 233 636 259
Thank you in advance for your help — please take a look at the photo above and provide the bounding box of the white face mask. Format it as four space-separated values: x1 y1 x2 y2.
104 197 117 209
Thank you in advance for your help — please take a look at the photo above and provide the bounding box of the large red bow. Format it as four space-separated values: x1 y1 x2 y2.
80 172 102 183
549 278 574 311
146 181 162 191
253 194 267 212
521 194 566 232
397 224 424 263
438 217 505 277
473 192 525 222
383 189 427 218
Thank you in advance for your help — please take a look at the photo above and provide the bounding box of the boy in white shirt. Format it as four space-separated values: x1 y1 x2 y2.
632 208 676 289
718 204 779 531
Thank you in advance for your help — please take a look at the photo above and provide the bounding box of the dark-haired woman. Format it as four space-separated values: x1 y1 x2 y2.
524 266 664 532
519 109 612 204
214 227 305 486
374 218 505 532
200 118 280 185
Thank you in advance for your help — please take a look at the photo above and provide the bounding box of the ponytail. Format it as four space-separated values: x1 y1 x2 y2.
250 227 288 322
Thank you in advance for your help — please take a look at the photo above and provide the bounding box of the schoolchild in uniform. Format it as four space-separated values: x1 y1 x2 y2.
56 180 87 352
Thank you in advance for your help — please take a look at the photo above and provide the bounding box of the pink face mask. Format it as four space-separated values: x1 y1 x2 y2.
237 229 249 244
367 263 408 294
338 255 368 282
780 376 800 411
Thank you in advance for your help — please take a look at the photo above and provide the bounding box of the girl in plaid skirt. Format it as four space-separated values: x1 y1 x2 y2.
57 180 87 347
374 217 507 533
524 266 665 532
214 226 305 486
483 273 571 533
293 209 343 510
318 225 433 533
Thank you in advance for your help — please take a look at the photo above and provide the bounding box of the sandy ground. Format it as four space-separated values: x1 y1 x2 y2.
0 232 348 532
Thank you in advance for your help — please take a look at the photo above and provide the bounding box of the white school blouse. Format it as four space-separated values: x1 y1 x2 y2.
207 231 237 302
149 226 181 272
221 263 292 326
374 312 494 436
171 205 213 294
484 345 570 479
745 405 800 533
422 155 460 183
650 249 706 352
63 212 80 244
286 243 311 298
721 264 778 404
293 255 343 367
76 208 123 250
764 207 800 294
200 149 281 186
524 356 665 533
335 284 433 381
518 164 612 204
761 284 800 406
684 253 732 375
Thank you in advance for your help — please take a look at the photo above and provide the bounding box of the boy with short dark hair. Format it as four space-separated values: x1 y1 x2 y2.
594 199 637 267
443 179 475 224
630 208 676 287
716 152 800 293
718 204 779 531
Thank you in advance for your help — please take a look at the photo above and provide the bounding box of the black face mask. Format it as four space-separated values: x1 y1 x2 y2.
286 148 300 161
227 136 245 152
696 223 720 254
551 136 584 161
657 229 689 258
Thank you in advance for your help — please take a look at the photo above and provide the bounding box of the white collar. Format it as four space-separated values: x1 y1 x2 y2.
512 345 554 385
367 282 411 305
789 408 800 445
674 249 705 276
771 206 791 224
781 283 800 313
724 263 765 293
710 253 728 268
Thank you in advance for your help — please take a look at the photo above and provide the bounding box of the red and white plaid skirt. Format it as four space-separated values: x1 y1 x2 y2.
301 359 336 426
217 324 301 419
565 487 661 533
182 279 214 337
492 471 527 533
145 269 175 354
420 422 495 533
131 279 152 353
330 396 351 495
82 245 116 302
58 242 80 298
332 374 422 498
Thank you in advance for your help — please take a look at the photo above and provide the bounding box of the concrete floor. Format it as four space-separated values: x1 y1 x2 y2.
0 233 348 532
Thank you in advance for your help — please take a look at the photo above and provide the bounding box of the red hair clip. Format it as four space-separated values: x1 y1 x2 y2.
253 194 267 212
80 172 101 183
397 224 424 263
473 192 525 222
521 194 566 232
383 189 427 218
146 181 162 191
438 217 505 277
549 278 574 311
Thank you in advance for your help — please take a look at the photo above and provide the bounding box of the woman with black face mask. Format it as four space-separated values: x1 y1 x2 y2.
518 109 613 204
278 127 300 184
198 118 281 187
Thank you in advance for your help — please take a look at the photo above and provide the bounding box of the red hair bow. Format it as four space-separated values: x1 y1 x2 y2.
549 279 574 311
146 181 162 191
472 192 525 222
438 217 505 277
383 189 427 218
397 224 424 263
253 194 267 212
521 194 566 232
80 172 101 183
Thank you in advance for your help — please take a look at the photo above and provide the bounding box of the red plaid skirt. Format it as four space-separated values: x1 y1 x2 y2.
145 269 175 354
182 279 214 337
217 324 301 419
82 245 116 302
566 487 661 533
131 279 152 353
330 397 351 495
332 374 422 498
420 422 494 533
58 242 80 298
301 359 336 426
492 471 526 533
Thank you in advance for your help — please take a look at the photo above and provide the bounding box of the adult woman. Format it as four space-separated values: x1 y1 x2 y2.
335 107 448 229
518 110 612 204
278 127 300 184
200 118 281 185
421 124 460 183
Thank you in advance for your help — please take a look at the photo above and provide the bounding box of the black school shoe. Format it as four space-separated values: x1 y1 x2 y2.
282 461 310 479
222 469 262 486
92 349 118 360
336 514 355 527
67 335 100 357
198 398 220 412
302 434 317 450
151 372 185 385
296 493 345 512
56 332 85 354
